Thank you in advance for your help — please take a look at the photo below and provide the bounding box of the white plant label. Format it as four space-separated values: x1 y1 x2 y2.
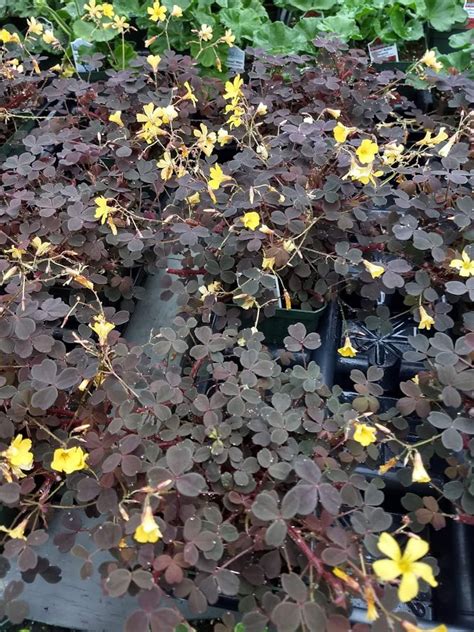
227 46 245 73
71 38 94 73
368 42 399 63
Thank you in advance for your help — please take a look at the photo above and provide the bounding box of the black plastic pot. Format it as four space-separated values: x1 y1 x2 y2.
259 304 326 346
374 62 433 112
426 27 467 54
432 521 474 629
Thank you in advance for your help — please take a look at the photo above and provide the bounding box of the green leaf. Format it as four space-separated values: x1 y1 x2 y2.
219 7 267 42
389 6 424 41
73 19 116 42
424 0 468 31
277 0 337 9
190 41 217 67
319 15 360 41
252 21 308 53
112 41 137 69
292 17 323 43
449 29 474 49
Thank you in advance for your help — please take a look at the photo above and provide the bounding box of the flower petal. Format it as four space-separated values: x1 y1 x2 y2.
412 562 438 587
377 532 401 561
373 559 401 581
403 537 429 563
398 571 419 602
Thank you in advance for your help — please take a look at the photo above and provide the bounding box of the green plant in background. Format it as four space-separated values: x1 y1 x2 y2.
436 29 474 74
0 0 472 71
271 0 469 56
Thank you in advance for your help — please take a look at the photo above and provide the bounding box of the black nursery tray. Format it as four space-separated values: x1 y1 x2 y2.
312 297 474 630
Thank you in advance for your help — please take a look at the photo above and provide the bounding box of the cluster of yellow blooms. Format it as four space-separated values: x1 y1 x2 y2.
0 433 164 545
334 122 384 186
1 435 87 481
84 0 129 33
223 74 245 129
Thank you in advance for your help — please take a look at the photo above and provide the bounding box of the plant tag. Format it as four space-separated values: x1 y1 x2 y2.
227 46 245 74
464 1 474 28
368 41 399 63
71 38 94 73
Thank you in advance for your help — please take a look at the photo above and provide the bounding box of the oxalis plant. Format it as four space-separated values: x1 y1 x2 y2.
0 27 473 632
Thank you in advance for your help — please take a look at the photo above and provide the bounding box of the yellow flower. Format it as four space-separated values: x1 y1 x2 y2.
418 306 435 331
199 282 222 298
107 15 129 32
344 158 383 186
416 128 449 147
183 81 198 105
222 29 235 47
402 622 447 632
326 108 341 119
159 105 178 124
283 239 296 253
234 293 257 310
147 54 161 72
134 504 162 543
194 123 216 157
333 122 354 144
42 30 58 46
332 567 359 591
438 134 457 158
353 423 377 447
109 111 124 127
31 236 51 256
171 5 183 17
186 192 200 205
3 435 33 473
242 211 260 230
51 447 87 474
356 139 379 164
363 260 385 279
365 585 378 621
157 151 175 181
256 102 268 116
94 196 117 235
227 108 244 129
148 1 167 22
449 250 474 277
6 246 26 259
68 270 94 290
0 519 28 540
338 336 357 357
223 75 244 101
27 17 43 36
90 314 115 345
137 102 162 126
382 142 404 165
379 457 398 474
217 128 232 146
373 533 438 602
84 0 103 19
208 164 231 190
0 29 20 44
101 2 114 18
198 24 213 41
411 451 431 484
262 256 275 271
420 50 443 72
